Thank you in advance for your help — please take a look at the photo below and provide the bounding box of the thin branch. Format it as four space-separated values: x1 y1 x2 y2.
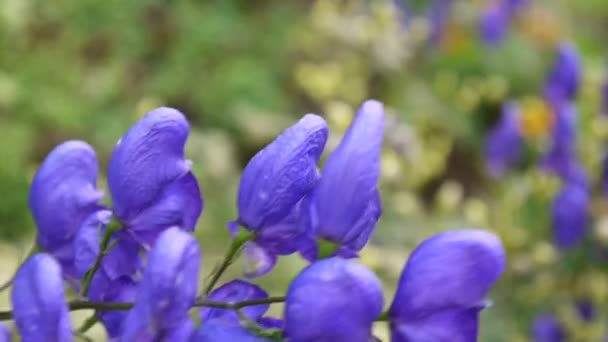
80 226 120 297
202 228 254 296
0 242 39 293
0 296 286 321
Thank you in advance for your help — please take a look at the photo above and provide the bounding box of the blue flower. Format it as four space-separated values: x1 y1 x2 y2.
193 321 274 342
284 257 384 342
120 227 201 341
427 0 454 45
389 230 506 341
307 100 384 259
0 323 9 342
603 79 608 116
540 102 580 181
108 107 203 247
232 114 328 276
11 254 72 342
201 280 275 325
544 43 581 107
551 182 589 249
531 313 565 342
479 1 511 46
485 101 523 177
28 141 107 283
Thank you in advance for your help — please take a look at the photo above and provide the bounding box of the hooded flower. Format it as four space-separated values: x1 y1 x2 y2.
11 254 72 342
551 181 589 249
544 43 581 107
120 227 201 341
389 230 506 342
485 101 523 177
285 257 383 342
479 1 511 46
28 140 107 282
108 107 203 247
540 102 579 181
308 100 384 259
232 114 328 276
201 280 275 325
0 323 9 342
531 313 565 342
192 321 274 342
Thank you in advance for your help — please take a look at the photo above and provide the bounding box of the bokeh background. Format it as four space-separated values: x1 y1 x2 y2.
1 0 608 341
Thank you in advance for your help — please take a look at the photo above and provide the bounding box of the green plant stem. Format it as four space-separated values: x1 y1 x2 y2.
77 314 99 334
80 225 121 297
202 228 254 295
317 238 340 259
0 296 286 321
375 311 390 322
0 242 39 293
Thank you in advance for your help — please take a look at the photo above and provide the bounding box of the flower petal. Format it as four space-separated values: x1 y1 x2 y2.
237 114 328 230
540 103 578 178
108 107 194 223
193 320 274 342
11 254 72 341
74 209 112 277
90 273 138 339
124 171 203 248
531 313 566 342
552 183 589 249
201 279 269 323
479 2 511 46
0 323 10 342
29 140 103 252
242 242 278 278
390 307 481 342
485 102 523 177
285 258 384 342
101 232 143 280
389 230 505 340
544 43 581 106
312 100 384 251
123 227 201 337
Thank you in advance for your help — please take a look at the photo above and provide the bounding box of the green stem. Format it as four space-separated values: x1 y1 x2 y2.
375 311 390 322
77 313 99 334
0 296 286 321
317 238 340 259
0 242 39 293
80 224 121 297
202 228 254 295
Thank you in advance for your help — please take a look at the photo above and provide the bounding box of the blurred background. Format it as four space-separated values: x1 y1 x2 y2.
1 0 608 340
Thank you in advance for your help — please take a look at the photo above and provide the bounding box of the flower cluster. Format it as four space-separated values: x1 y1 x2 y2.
0 102 506 341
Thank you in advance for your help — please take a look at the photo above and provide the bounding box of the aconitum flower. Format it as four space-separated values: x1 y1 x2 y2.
551 182 589 249
108 107 203 247
308 100 384 258
201 280 275 325
193 321 273 342
284 257 384 342
11 254 72 342
28 141 107 283
120 227 200 341
0 323 9 342
479 1 511 46
544 43 581 107
389 230 506 341
232 114 328 276
540 103 579 180
485 101 523 177
531 313 565 342
427 0 453 45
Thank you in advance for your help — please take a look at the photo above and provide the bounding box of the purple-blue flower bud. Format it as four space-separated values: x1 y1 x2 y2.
285 257 383 342
485 101 523 177
0 323 9 342
201 280 271 324
551 182 589 249
11 254 72 342
120 227 201 341
479 1 511 46
309 100 384 258
544 43 581 107
531 313 565 342
389 230 506 341
108 107 203 247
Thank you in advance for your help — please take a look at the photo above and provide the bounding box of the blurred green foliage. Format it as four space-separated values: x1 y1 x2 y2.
2 0 608 340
